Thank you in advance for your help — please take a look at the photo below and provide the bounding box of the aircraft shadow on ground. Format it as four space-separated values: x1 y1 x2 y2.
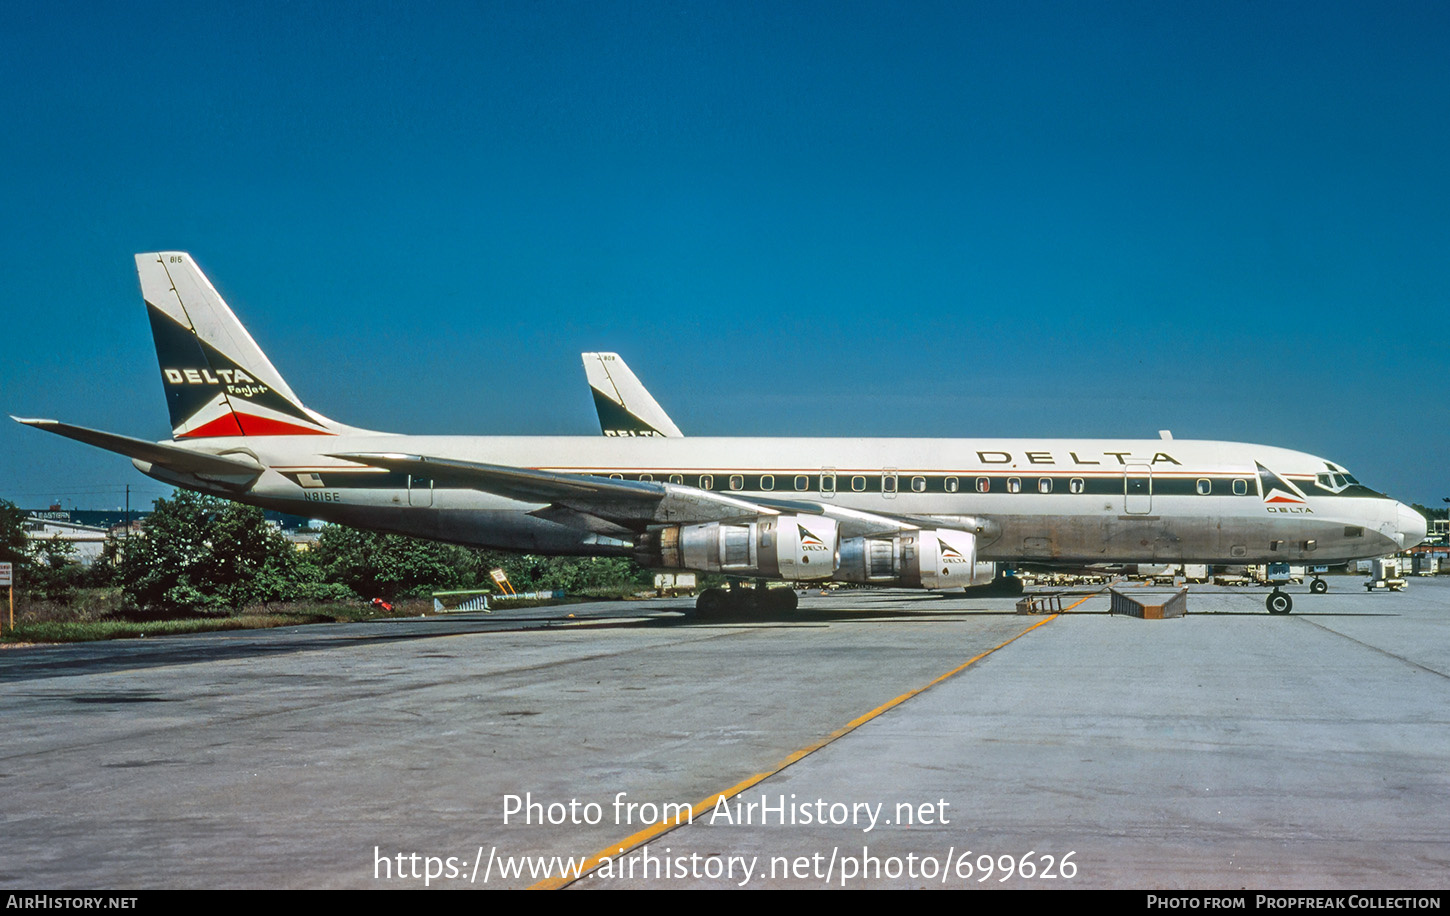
0 599 1402 684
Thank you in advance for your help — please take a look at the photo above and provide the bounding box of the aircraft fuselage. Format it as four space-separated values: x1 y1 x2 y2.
139 433 1417 566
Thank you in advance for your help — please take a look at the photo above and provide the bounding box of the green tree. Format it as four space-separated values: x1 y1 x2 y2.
0 501 111 601
495 555 650 593
120 490 339 614
309 526 489 600
0 500 28 572
79 538 121 589
25 536 81 604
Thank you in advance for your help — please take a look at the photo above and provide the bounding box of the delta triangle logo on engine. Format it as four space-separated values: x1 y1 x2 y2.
797 523 829 551
940 539 971 563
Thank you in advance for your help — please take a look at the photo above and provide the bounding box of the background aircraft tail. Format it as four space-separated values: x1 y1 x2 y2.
138 252 357 439
581 352 683 438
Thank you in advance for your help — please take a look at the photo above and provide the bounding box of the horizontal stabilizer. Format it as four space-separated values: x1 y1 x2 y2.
13 417 265 477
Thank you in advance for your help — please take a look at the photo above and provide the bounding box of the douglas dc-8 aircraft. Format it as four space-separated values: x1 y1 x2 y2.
17 253 1426 615
579 354 1429 604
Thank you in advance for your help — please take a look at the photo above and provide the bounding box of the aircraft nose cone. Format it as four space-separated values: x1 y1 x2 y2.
1396 502 1427 550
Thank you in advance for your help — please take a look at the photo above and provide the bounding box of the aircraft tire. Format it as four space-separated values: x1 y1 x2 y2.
1310 578 1328 595
1266 590 1293 614
765 587 799 612
725 588 756 613
696 588 729 616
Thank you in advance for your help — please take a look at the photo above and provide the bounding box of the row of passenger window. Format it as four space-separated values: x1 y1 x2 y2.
602 472 1252 496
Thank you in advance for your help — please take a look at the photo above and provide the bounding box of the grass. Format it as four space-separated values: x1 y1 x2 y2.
0 596 434 644
0 584 659 645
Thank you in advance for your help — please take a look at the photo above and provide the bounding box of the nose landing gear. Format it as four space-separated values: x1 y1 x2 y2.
1266 589 1293 614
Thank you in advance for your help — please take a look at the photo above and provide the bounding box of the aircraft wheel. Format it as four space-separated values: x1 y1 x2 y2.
696 588 728 616
725 588 757 613
1310 578 1328 595
971 577 1024 596
765 588 798 612
1266 590 1293 615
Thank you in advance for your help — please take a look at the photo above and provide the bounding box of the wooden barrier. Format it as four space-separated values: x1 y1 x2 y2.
1109 587 1187 619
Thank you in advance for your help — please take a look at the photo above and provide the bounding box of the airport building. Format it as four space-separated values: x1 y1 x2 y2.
19 507 319 564
21 516 114 565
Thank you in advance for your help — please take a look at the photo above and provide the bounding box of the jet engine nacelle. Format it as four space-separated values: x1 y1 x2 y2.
634 514 840 581
836 528 994 589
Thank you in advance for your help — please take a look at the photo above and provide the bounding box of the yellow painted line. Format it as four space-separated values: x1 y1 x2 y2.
532 613 1059 889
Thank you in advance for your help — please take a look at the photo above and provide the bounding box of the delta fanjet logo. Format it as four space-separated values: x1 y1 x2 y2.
1257 462 1314 514
148 301 333 437
161 367 271 400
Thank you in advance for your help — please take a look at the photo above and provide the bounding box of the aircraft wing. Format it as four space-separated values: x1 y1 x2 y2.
329 452 940 537
330 452 774 526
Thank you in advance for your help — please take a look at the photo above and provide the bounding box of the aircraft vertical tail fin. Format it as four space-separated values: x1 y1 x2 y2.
138 252 360 439
581 352 683 438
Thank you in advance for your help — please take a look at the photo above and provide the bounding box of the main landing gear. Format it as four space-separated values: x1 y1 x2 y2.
695 584 799 617
1266 588 1293 615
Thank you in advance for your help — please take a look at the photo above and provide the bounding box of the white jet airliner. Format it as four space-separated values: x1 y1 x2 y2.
16 253 1426 615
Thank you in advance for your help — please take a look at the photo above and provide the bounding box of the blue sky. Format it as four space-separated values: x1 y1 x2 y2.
2 0 1447 510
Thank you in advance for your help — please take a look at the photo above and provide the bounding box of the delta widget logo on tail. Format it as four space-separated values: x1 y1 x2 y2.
148 288 337 438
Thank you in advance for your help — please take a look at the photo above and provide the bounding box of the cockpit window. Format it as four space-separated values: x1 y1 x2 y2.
1311 465 1382 497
